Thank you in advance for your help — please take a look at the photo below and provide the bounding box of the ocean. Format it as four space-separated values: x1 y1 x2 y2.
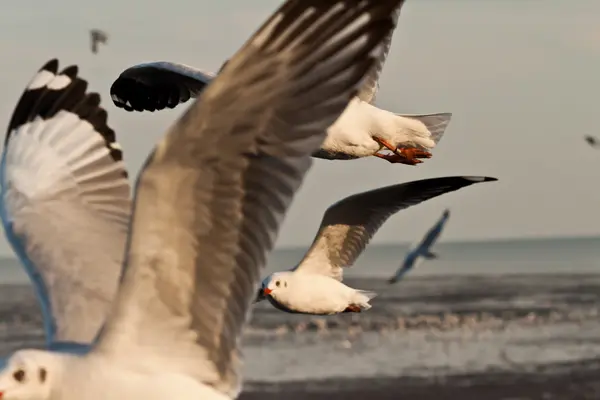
1 236 600 399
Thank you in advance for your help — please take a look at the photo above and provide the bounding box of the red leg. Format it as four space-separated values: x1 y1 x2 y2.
343 304 362 313
372 137 397 152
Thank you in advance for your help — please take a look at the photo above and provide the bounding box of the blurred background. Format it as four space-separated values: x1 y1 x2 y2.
1 0 600 398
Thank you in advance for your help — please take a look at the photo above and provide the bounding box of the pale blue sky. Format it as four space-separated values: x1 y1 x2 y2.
0 0 599 255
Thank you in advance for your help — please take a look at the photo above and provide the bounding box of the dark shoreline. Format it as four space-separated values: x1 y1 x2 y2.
241 358 600 400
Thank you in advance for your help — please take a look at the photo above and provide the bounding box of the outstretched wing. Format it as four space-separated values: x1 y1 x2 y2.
0 59 131 346
93 0 403 397
110 62 216 112
295 177 496 281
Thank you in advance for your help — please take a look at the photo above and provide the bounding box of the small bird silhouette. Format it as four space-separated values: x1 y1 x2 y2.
89 29 108 54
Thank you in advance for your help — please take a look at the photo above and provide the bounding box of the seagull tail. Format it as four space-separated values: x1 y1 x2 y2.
352 290 377 311
393 112 453 149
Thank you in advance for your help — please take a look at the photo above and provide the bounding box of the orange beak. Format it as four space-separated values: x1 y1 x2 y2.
263 288 272 296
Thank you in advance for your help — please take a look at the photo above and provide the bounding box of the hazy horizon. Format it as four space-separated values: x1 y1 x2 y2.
0 0 599 256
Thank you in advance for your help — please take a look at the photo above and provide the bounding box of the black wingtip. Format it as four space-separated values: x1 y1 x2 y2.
41 59 59 73
59 65 79 79
461 176 498 183
6 59 124 164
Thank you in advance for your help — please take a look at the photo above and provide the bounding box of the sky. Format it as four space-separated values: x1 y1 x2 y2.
0 0 599 255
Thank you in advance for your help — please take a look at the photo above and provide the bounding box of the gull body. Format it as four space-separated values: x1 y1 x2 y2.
0 0 404 398
257 177 498 315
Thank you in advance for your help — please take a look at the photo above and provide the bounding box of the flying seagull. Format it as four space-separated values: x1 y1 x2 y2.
89 29 108 54
388 208 450 284
109 8 452 166
584 135 600 148
0 58 130 366
0 0 403 398
256 178 496 315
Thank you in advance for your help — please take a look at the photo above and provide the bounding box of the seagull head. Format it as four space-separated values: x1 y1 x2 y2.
261 272 293 298
0 350 59 400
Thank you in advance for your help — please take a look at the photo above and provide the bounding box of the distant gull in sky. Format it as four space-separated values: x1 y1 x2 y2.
89 29 108 54
0 0 402 398
584 135 600 148
256 177 497 315
388 208 450 284
109 7 452 166
0 58 131 367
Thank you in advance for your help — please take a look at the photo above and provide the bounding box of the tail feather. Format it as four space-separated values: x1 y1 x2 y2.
396 112 453 148
355 290 377 310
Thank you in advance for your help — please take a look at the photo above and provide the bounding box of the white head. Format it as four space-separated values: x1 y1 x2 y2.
261 271 294 300
0 350 60 400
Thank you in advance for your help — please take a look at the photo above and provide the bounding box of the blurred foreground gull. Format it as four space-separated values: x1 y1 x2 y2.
0 0 403 398
0 59 131 365
256 177 496 315
89 29 108 54
388 208 450 284
110 9 452 166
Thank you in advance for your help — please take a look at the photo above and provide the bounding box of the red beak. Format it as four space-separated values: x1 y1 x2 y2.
263 288 272 296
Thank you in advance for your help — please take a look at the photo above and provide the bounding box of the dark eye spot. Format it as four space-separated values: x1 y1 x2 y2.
39 368 47 382
284 282 288 288
13 369 25 383
275 281 280 287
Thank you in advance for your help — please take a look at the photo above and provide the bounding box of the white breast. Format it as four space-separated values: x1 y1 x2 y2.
320 99 381 157
275 273 356 314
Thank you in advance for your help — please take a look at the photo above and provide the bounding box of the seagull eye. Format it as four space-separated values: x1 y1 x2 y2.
39 367 47 382
284 282 288 288
275 281 280 287
13 369 25 383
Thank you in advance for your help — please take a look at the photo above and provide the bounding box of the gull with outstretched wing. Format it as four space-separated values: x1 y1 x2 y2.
256 178 496 315
110 7 452 166
388 208 450 284
0 0 404 398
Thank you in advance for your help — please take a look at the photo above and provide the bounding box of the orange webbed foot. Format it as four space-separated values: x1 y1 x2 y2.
343 304 362 313
397 147 432 160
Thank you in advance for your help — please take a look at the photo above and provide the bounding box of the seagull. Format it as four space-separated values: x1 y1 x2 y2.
255 177 497 315
0 58 131 365
388 208 450 284
89 29 108 54
584 135 600 148
109 9 452 166
0 0 403 399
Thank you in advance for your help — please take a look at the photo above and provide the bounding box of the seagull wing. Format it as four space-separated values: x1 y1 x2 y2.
93 0 402 397
0 59 131 345
294 177 496 281
355 6 402 104
110 62 216 112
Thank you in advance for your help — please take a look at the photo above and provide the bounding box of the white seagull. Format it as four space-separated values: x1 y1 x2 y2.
0 0 403 399
109 9 452 166
0 59 131 365
255 177 497 315
388 208 450 284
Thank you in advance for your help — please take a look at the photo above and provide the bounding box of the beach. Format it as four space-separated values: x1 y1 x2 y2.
2 260 600 399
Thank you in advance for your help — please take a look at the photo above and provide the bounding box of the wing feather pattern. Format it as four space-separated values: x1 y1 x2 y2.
110 62 216 112
94 0 404 397
295 176 497 281
0 59 131 345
